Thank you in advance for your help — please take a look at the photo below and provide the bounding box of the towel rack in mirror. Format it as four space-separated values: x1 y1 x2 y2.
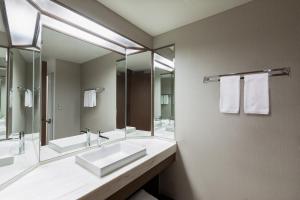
80 87 105 94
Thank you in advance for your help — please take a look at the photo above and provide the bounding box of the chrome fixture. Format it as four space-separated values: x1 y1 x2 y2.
97 129 109 147
80 128 91 147
18 131 25 155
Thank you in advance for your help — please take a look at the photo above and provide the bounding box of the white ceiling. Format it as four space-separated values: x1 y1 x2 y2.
97 0 252 36
42 27 111 64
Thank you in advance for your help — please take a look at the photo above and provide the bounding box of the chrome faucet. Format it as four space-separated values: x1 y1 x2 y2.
18 131 25 154
81 128 91 147
97 129 109 146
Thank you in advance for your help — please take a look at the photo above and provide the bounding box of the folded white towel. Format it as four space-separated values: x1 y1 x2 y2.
219 75 240 114
83 90 97 107
90 90 96 107
25 89 32 108
164 95 169 104
9 90 13 108
244 73 269 115
129 190 158 200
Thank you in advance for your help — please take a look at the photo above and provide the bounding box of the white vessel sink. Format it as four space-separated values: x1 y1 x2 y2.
0 155 14 167
75 141 146 177
0 141 17 167
126 126 136 133
49 133 98 153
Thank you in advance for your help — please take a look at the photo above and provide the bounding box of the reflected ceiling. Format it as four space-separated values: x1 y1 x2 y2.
42 27 111 64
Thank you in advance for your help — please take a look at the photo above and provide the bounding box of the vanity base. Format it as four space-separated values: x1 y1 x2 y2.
80 153 176 200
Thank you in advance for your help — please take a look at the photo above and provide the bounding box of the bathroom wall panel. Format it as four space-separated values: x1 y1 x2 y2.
80 52 122 132
55 59 80 139
154 0 300 199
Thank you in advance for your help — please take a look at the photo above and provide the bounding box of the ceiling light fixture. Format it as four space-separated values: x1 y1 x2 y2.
3 0 39 46
2 0 146 54
154 53 174 72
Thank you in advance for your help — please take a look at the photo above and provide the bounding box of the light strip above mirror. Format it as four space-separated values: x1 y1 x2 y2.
28 0 145 49
3 0 39 46
154 53 175 72
41 15 125 54
2 0 146 54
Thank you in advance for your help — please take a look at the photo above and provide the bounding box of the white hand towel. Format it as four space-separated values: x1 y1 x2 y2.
9 90 13 108
84 90 97 107
90 90 97 107
25 89 32 108
164 95 169 104
83 91 89 107
244 73 269 115
219 75 240 114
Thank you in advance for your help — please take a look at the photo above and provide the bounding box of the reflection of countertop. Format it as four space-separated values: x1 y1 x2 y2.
0 137 176 200
40 130 126 161
0 134 39 187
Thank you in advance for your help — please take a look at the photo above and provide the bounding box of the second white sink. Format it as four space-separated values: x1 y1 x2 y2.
0 141 17 167
75 141 146 177
49 133 98 153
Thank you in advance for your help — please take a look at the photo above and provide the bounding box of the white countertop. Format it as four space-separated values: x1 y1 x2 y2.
0 134 39 186
0 137 176 200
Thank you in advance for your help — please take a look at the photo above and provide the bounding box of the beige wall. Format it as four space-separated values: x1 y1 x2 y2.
11 50 28 134
0 31 8 47
54 59 80 139
154 0 300 199
80 52 123 132
57 0 153 48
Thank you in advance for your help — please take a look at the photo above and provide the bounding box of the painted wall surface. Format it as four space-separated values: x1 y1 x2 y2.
0 32 8 47
11 50 28 134
154 0 300 199
54 59 80 139
80 52 122 132
57 0 153 48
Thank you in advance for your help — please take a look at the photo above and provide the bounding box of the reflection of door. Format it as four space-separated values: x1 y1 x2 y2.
41 61 47 146
46 73 54 142
116 72 125 129
127 70 151 131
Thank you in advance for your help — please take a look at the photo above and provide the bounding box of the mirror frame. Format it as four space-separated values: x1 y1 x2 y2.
0 0 176 190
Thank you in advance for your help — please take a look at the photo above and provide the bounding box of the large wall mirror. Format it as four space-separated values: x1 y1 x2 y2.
39 26 126 161
124 50 152 137
153 45 175 139
0 47 39 187
0 47 7 140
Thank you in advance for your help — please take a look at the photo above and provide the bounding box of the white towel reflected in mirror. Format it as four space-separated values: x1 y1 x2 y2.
84 90 97 107
25 89 32 108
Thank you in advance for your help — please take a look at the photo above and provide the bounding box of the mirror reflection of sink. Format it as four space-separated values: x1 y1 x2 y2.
126 126 136 133
48 133 98 153
0 141 17 167
75 141 146 177
0 155 14 167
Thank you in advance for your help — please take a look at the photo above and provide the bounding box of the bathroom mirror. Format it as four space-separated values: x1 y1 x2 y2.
0 48 39 187
153 45 175 139
125 50 152 137
0 47 7 140
39 27 126 161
